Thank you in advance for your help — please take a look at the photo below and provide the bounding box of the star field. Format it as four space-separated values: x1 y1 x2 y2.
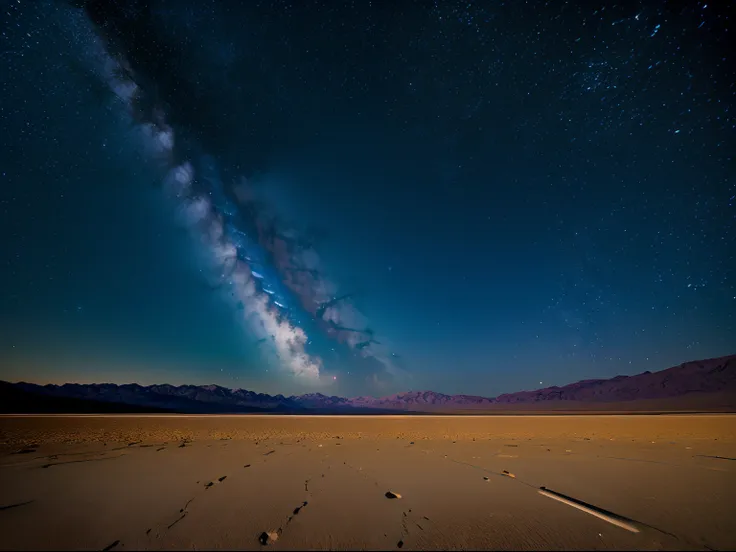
0 0 733 397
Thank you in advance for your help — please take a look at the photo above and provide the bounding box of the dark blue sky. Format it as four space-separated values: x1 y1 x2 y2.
0 0 733 397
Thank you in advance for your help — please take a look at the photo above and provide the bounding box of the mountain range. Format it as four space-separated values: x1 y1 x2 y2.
2 354 734 414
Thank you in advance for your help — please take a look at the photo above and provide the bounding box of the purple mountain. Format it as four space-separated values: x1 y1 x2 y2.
2 354 734 413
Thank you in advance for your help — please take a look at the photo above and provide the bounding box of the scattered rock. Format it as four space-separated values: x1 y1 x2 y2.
397 540 404 548
259 531 279 545
502 470 516 478
385 491 402 499
218 476 227 482
205 482 214 488
409 442 415 445
244 464 251 468
483 476 490 481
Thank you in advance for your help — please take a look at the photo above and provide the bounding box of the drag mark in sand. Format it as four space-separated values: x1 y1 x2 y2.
695 455 736 461
538 487 640 533
164 472 231 534
0 500 34 512
601 455 673 466
40 454 125 469
168 497 195 529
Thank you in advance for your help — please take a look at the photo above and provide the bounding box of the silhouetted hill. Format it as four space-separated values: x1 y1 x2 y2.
0 380 173 414
2 354 733 413
492 354 736 403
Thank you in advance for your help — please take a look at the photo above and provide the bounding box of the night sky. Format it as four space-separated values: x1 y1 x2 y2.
0 0 733 398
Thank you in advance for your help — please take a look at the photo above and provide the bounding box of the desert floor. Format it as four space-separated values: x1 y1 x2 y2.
0 414 734 551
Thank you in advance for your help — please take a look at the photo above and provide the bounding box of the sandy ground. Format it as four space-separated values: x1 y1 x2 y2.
0 415 734 551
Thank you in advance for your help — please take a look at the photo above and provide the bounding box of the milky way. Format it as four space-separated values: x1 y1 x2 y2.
76 0 401 388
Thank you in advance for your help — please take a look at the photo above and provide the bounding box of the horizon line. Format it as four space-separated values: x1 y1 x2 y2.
5 350 735 403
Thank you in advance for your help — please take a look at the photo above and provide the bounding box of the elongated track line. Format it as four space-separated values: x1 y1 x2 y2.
538 487 640 533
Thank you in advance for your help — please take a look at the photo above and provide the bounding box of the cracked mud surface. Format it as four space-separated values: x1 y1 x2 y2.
0 414 734 550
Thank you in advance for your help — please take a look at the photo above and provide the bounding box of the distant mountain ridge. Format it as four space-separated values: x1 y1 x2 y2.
2 354 734 413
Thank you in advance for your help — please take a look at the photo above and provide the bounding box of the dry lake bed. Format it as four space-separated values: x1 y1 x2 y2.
0 414 734 550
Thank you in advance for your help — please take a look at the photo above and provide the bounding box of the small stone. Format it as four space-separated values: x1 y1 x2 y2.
385 491 402 499
502 470 516 478
259 531 279 545
483 476 490 481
